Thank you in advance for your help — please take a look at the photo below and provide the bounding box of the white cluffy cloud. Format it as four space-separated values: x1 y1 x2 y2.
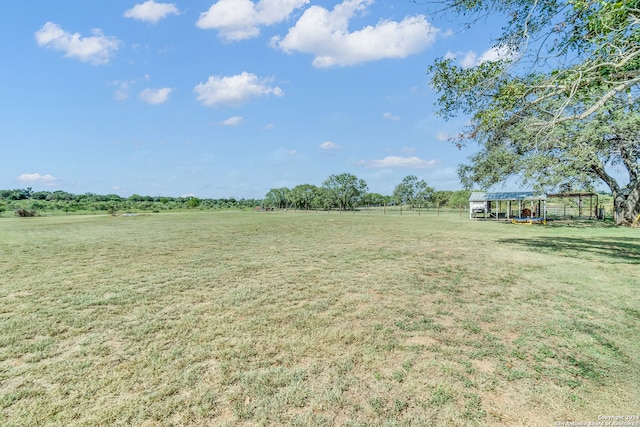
359 156 436 169
124 1 179 24
445 45 516 69
194 72 283 107
197 0 309 41
383 112 400 121
319 141 340 150
273 0 437 67
17 173 57 185
35 22 119 65
444 50 477 68
139 87 173 104
222 116 244 125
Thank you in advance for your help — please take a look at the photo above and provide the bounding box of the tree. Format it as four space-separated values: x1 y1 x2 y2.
186 197 201 209
46 191 72 201
415 179 435 210
129 194 154 202
393 175 418 208
104 194 124 202
32 191 49 200
448 190 472 210
362 192 388 207
427 0 640 225
430 190 450 215
393 175 434 209
290 184 320 210
312 187 334 210
322 173 368 211
6 189 31 200
264 187 290 209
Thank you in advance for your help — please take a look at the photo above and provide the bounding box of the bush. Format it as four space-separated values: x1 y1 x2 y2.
15 208 37 217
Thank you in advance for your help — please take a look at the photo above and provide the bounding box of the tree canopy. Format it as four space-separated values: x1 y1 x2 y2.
264 187 290 209
427 0 640 225
289 184 320 210
393 175 435 208
322 173 369 211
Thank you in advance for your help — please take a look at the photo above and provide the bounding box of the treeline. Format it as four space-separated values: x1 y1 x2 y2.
0 188 261 216
263 173 471 211
1 173 472 217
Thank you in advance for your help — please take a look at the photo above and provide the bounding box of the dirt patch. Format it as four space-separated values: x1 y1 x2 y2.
472 358 494 374
483 389 551 426
405 335 438 347
5 291 33 298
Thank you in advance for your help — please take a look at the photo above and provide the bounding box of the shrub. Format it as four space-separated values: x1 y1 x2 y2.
15 208 37 217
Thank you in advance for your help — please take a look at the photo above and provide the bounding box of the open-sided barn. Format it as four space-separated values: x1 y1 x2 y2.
469 191 547 220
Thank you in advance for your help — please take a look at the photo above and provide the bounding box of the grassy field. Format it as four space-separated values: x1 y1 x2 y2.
0 211 638 426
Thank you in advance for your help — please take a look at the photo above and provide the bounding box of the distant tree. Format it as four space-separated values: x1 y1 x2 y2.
186 197 201 209
31 191 50 200
322 173 368 211
49 191 74 201
393 175 434 209
430 191 451 216
362 192 387 207
241 198 261 209
104 194 124 202
448 190 472 210
264 187 290 209
415 180 435 209
393 176 416 207
310 187 332 210
290 184 320 210
6 189 30 200
129 194 154 202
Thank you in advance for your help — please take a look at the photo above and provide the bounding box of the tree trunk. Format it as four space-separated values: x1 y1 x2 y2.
592 161 640 227
613 183 640 226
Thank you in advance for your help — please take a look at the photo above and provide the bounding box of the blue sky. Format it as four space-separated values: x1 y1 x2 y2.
1 0 505 199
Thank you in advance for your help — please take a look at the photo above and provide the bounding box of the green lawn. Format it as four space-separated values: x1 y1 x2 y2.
1 211 638 426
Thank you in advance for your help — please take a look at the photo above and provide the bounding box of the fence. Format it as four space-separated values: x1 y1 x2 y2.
545 204 611 220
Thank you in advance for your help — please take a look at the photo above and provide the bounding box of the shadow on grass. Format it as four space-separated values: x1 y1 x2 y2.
498 236 640 264
546 219 619 229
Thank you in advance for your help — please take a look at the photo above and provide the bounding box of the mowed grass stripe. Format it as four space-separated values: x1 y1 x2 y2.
0 212 638 426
